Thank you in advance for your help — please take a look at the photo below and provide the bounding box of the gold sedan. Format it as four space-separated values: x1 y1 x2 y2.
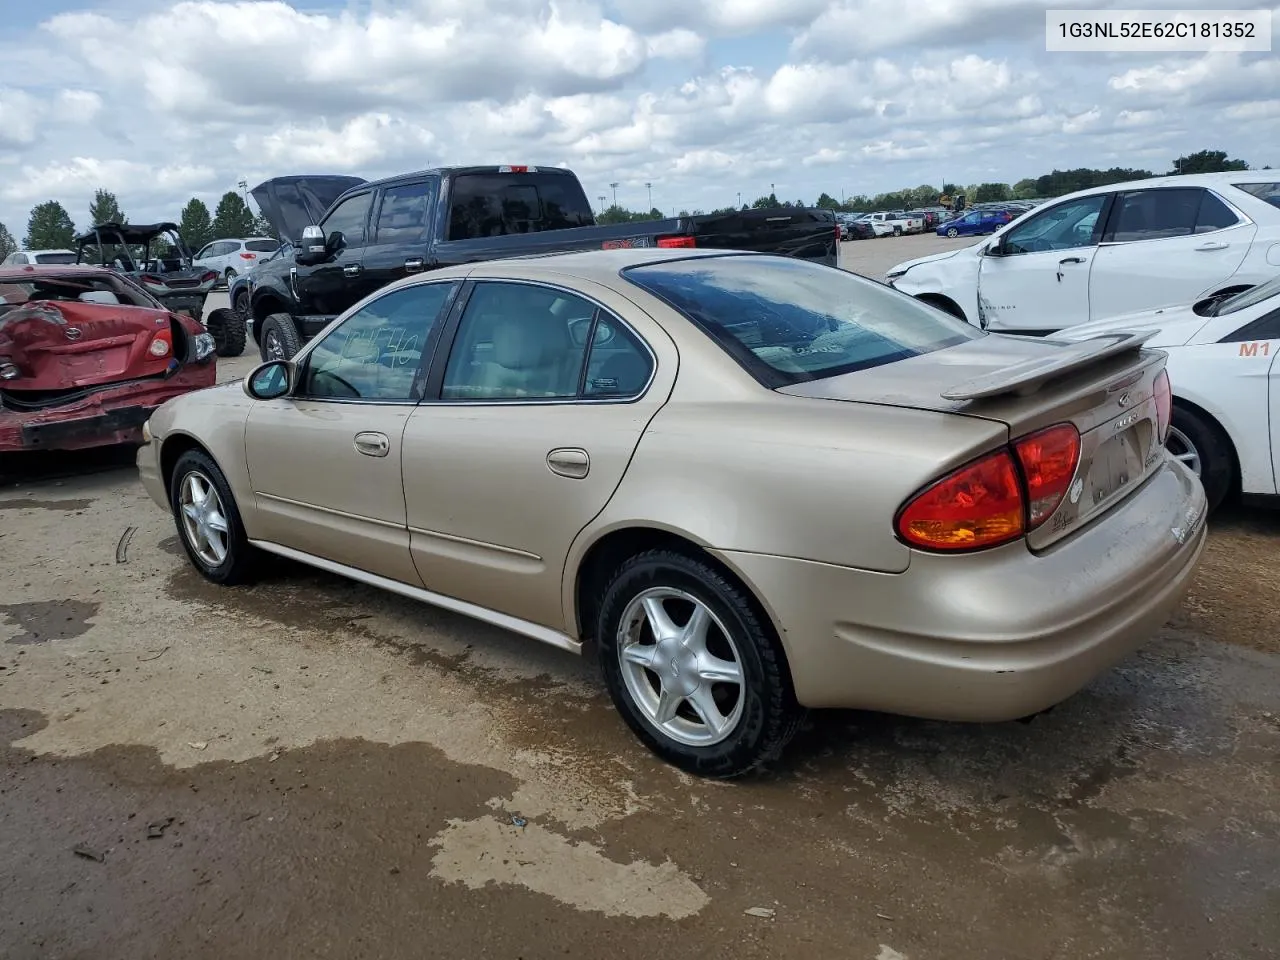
138 249 1207 777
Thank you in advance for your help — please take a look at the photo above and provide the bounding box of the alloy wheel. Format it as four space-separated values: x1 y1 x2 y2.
179 470 230 567
1166 425 1202 477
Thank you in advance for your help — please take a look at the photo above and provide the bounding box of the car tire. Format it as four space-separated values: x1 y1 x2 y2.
893 226 903 236
597 549 804 778
203 306 247 357
224 268 237 282
1167 406 1233 513
946 227 959 237
260 313 303 362
169 449 257 585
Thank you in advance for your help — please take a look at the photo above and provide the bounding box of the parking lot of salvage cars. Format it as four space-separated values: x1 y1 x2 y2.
2 235 1279 960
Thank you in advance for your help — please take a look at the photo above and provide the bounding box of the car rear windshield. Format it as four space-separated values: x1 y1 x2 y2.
622 254 982 387
33 252 77 264
245 239 279 253
0 273 158 313
1233 182 1280 209
446 173 594 241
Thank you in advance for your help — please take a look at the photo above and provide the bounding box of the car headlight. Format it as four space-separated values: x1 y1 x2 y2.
194 332 216 361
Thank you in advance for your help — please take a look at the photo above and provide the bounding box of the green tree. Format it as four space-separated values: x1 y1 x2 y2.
909 184 939 206
750 194 780 209
1172 149 1249 174
0 221 16 261
842 194 872 212
88 188 127 226
1012 178 1039 199
942 183 959 195
250 211 279 240
596 204 634 225
815 192 840 210
24 201 77 249
973 182 1012 203
178 197 213 250
210 190 257 240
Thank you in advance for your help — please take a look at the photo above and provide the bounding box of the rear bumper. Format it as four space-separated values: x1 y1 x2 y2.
715 458 1207 719
0 365 216 453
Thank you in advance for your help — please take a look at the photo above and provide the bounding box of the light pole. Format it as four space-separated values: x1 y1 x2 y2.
598 195 606 214
645 181 652 212
237 179 249 206
737 192 742 208
610 182 619 208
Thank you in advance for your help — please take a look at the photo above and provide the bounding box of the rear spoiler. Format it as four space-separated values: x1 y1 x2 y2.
941 330 1159 401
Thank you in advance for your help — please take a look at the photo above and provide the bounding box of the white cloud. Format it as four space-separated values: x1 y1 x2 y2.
0 0 1276 231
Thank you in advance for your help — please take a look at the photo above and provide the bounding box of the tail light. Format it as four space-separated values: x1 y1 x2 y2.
1153 368 1171 443
0 359 20 380
239 252 256 259
148 327 173 358
498 165 535 173
138 274 163 285
200 270 218 283
1013 424 1081 528
657 236 696 248
896 450 1025 551
896 422 1082 551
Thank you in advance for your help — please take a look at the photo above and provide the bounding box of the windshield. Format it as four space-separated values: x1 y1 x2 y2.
622 254 981 387
1217 275 1280 315
33 252 77 265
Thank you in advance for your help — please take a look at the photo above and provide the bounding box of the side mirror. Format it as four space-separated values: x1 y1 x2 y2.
984 239 1005 257
244 360 294 400
295 225 327 265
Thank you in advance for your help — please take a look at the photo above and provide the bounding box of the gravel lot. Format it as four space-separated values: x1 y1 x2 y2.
2 235 1278 960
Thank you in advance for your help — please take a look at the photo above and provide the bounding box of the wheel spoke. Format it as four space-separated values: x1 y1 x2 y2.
641 596 678 640
698 654 742 685
653 686 681 725
190 475 208 506
206 509 229 534
206 529 227 561
688 686 728 735
182 503 201 523
678 604 711 652
621 643 657 668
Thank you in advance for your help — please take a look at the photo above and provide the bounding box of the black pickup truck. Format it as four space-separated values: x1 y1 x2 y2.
238 165 839 360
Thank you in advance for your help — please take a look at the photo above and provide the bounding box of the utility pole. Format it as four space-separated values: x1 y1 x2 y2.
610 182 619 208
645 182 652 212
237 179 249 206
598 195 606 214
737 191 742 208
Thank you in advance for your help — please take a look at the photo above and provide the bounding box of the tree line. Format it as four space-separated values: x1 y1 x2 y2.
0 149 1263 260
0 188 278 261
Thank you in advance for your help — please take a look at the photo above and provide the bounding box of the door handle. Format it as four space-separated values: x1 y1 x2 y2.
1195 242 1228 251
353 431 390 457
343 264 362 277
546 447 590 479
404 257 425 273
1056 256 1085 282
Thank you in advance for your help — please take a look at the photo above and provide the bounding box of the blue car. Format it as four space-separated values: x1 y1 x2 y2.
937 209 1013 237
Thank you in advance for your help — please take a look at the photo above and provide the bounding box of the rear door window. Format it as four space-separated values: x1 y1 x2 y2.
447 174 594 240
374 181 437 244
1194 192 1241 232
622 254 980 388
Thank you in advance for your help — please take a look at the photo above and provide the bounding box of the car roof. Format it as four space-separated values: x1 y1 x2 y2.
1055 170 1279 201
13 248 76 255
0 264 114 280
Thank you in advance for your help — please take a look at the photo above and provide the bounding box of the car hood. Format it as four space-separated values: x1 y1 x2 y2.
0 299 177 391
887 245 974 276
251 175 368 242
1052 304 1208 347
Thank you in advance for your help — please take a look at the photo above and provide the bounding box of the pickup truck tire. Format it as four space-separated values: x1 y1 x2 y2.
260 313 303 362
892 225 903 236
203 307 247 357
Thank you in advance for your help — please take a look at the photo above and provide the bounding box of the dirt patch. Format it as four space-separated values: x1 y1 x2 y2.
1 599 100 645
1169 508 1280 655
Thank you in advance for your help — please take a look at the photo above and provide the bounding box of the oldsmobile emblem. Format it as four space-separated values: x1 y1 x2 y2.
1117 392 1131 407
65 327 83 341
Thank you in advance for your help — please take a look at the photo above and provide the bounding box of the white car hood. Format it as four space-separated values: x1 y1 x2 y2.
1052 304 1209 348
887 245 972 276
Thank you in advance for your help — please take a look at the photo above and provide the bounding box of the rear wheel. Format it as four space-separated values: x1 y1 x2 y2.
169 449 257 585
224 268 237 282
946 227 959 237
260 313 303 362
597 549 804 778
203 307 247 357
892 225 903 236
1167 406 1233 512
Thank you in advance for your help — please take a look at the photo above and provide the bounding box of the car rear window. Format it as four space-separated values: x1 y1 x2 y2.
1233 181 1280 209
0 273 157 312
446 173 594 241
245 239 279 253
622 254 981 387
33 252 77 264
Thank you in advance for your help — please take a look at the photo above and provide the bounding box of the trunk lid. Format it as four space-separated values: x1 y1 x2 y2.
779 331 1170 549
251 175 369 242
0 299 176 394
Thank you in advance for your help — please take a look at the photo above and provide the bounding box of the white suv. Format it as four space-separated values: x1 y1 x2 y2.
192 237 281 282
886 172 1280 335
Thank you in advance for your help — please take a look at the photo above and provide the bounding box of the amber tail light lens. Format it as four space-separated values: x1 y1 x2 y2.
1153 368 1171 443
897 422 1082 552
896 450 1025 551
1014 424 1081 528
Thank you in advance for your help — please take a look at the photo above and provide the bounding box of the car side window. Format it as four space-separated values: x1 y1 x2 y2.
582 317 653 397
1106 188 1201 242
441 282 608 401
195 243 214 259
299 282 455 401
1002 194 1107 255
1195 192 1240 233
374 181 437 244
1219 306 1280 343
320 192 373 248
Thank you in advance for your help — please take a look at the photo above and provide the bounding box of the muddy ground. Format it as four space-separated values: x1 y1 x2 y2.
2 236 1278 959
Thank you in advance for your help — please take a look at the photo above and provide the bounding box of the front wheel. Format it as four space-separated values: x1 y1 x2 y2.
946 227 959 237
260 313 303 362
169 449 258 585
1167 407 1233 512
598 549 804 778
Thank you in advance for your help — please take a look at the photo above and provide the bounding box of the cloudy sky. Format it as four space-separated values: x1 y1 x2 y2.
1 0 1278 239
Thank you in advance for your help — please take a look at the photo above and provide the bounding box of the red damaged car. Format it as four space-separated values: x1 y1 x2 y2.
0 265 217 453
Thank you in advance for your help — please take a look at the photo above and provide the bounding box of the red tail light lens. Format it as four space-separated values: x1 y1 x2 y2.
1013 423 1081 528
896 450 1025 551
148 328 173 358
200 270 218 283
240 252 256 259
139 274 162 285
1153 368 1171 443
656 236 696 248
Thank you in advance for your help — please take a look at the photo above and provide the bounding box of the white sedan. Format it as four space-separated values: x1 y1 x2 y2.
1057 275 1280 512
